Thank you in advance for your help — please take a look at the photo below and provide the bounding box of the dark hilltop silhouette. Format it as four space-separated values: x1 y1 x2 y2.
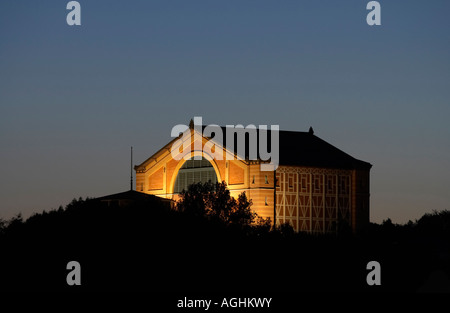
0 182 449 292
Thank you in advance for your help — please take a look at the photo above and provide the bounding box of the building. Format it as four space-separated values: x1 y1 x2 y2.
134 122 371 233
95 190 173 208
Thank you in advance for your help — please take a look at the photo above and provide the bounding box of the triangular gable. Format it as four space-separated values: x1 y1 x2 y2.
135 127 249 174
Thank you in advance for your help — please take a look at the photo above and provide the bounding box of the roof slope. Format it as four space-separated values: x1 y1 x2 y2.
95 190 170 202
136 125 372 170
201 126 371 170
277 130 371 169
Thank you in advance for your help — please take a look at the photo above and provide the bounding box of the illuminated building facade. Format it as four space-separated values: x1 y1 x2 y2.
135 123 371 233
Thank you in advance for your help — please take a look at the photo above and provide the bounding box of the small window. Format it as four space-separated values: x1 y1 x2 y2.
252 175 255 184
265 196 268 206
265 175 268 184
301 177 307 191
140 183 144 191
289 178 293 188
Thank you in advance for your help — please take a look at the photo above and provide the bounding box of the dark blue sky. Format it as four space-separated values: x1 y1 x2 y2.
1 1 449 223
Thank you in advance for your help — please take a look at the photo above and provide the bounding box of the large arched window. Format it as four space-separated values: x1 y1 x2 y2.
173 157 218 193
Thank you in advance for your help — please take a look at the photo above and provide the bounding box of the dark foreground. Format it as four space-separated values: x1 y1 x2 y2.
0 197 449 293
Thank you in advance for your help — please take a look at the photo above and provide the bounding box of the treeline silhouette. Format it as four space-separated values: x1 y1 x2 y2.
0 182 449 292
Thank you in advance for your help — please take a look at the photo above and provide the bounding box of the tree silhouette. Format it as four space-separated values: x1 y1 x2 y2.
176 181 265 228
175 181 214 217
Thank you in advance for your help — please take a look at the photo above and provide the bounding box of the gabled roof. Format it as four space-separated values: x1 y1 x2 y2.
276 130 371 170
95 190 172 203
200 125 371 170
95 190 157 201
136 125 372 171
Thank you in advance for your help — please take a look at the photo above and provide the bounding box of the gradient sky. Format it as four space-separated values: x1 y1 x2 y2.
1 0 449 224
